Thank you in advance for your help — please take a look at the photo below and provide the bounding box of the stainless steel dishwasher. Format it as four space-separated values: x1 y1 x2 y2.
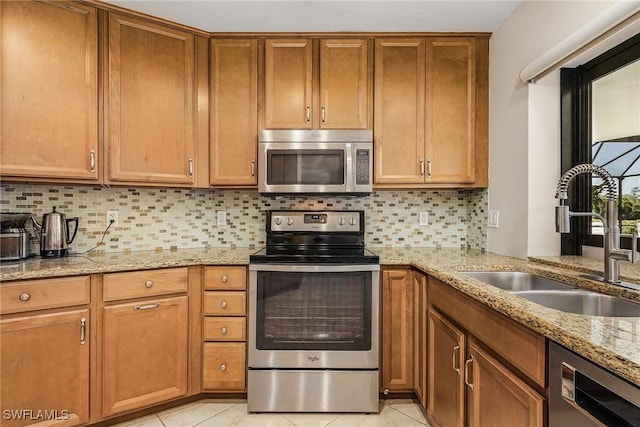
549 342 640 426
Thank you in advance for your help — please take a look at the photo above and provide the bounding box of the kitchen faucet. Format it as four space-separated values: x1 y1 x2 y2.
555 163 637 284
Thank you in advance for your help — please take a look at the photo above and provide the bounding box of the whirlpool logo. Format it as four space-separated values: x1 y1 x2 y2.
307 356 320 362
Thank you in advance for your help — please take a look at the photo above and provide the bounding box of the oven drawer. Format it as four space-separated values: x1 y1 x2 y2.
204 317 246 341
203 342 246 390
204 266 246 290
204 291 246 316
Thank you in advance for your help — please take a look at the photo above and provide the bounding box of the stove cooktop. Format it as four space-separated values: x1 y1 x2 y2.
249 246 379 264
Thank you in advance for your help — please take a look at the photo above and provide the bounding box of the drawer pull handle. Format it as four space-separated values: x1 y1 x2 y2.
452 345 461 375
19 293 31 302
135 302 162 311
145 280 153 288
220 301 228 309
80 317 86 345
221 275 228 283
220 327 228 335
220 364 227 372
464 355 474 390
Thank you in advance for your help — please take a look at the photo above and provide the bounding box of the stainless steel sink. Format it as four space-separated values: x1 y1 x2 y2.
513 290 640 317
462 271 578 291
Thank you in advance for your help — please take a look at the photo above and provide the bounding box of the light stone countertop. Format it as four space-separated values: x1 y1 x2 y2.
1 247 639 387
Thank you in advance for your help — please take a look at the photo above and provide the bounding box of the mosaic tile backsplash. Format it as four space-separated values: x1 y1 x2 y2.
1 183 487 254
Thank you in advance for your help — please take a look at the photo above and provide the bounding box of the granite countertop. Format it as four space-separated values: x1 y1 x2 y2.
2 246 639 387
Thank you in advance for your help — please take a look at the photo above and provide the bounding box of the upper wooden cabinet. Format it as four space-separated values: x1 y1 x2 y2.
210 39 258 186
0 1 99 182
106 13 196 185
263 38 371 129
374 37 488 187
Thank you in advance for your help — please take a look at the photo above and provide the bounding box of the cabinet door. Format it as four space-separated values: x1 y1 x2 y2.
425 38 476 184
0 1 98 181
382 269 414 391
467 342 544 427
319 39 370 129
102 296 188 417
374 39 426 184
1 310 89 427
428 308 465 427
413 272 428 408
264 39 313 129
107 13 195 185
210 39 258 186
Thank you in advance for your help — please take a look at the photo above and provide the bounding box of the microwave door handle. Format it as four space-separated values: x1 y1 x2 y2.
346 144 353 192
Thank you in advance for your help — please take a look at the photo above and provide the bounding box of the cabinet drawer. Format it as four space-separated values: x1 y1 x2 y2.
204 266 246 290
204 317 246 341
429 278 546 387
203 342 246 390
204 291 246 316
1 276 90 314
103 267 188 301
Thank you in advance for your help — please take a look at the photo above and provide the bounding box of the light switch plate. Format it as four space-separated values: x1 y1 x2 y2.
488 210 499 228
216 211 226 226
419 211 429 226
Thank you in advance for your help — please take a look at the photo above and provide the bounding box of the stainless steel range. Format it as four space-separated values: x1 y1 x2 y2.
248 210 380 413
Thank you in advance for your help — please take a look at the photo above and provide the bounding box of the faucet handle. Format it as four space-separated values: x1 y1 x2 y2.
620 231 638 263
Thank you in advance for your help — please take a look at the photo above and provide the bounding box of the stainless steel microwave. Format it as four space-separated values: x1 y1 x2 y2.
258 129 373 194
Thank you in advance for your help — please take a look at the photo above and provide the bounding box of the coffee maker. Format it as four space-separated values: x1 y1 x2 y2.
31 207 79 257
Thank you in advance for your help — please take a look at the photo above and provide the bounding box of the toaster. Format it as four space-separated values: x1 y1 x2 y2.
0 213 33 261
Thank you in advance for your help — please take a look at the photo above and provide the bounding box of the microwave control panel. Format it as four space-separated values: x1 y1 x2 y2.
355 149 370 185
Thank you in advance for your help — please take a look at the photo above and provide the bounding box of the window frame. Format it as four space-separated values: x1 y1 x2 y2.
560 33 640 255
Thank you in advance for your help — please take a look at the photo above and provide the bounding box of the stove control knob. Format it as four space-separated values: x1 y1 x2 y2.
349 217 357 226
286 217 294 225
274 217 282 226
338 217 346 226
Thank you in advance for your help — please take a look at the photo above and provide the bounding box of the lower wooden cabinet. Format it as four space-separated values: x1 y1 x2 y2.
381 268 414 392
102 296 188 417
202 342 246 390
413 271 428 407
1 309 90 427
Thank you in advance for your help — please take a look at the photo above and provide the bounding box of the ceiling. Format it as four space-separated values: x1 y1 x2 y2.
101 0 523 33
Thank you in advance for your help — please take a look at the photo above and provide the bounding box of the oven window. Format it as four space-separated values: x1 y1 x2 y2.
267 150 345 185
255 271 371 351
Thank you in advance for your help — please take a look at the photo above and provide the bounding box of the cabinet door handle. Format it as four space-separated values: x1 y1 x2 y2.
220 364 227 372
220 327 228 335
306 106 311 123
221 275 228 283
251 160 256 177
135 302 163 310
188 158 194 177
90 150 96 172
220 301 228 309
464 355 474 390
321 106 326 124
452 345 461 375
427 159 432 178
19 293 31 302
420 159 425 177
80 317 86 345
145 280 153 288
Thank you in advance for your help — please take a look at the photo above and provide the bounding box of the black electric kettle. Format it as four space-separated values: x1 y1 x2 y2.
31 207 79 257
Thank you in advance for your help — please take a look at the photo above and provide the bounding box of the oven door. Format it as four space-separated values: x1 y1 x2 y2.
248 264 380 369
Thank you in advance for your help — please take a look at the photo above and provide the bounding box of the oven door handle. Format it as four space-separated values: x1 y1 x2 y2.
249 264 380 273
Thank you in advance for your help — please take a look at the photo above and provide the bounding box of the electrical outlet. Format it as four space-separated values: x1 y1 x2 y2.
488 210 499 228
216 210 227 226
419 211 429 226
106 210 119 227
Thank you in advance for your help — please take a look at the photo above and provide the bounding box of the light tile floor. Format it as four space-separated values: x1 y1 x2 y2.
114 399 431 427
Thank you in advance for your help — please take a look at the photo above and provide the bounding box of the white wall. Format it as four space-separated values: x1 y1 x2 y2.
488 0 626 258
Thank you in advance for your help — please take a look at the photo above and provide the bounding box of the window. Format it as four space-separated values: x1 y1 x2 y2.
560 33 640 255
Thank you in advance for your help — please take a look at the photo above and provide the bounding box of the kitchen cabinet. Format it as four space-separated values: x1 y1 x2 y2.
210 39 258 186
0 0 99 182
374 37 488 187
0 276 91 427
106 13 197 186
381 268 414 392
263 38 370 129
202 266 247 391
101 268 189 417
427 277 545 427
413 271 428 408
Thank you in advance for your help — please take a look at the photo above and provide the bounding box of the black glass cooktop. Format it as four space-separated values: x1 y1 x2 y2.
250 246 379 264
